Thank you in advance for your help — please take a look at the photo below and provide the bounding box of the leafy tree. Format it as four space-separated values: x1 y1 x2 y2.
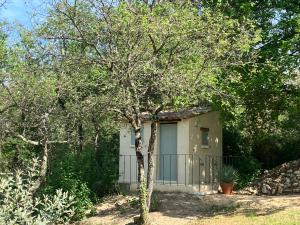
0 31 68 191
39 1 259 223
1 26 114 191
205 0 300 168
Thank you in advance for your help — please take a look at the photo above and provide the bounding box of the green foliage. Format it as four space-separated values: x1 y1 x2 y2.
209 0 299 183
39 0 260 116
88 206 97 217
0 138 38 172
223 127 261 189
150 193 161 212
37 189 75 224
223 123 299 186
128 197 139 208
43 179 92 221
252 135 300 169
223 121 300 189
233 156 261 189
42 134 119 220
219 165 239 184
42 147 94 220
0 159 75 225
93 132 119 197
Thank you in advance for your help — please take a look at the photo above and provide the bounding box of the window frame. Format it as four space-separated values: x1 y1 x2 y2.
200 127 209 148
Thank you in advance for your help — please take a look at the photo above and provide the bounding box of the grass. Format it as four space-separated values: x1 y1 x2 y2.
191 208 300 225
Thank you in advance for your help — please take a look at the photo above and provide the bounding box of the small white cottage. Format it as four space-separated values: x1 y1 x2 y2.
119 107 223 193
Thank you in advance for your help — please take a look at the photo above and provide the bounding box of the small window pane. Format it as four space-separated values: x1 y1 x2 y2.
201 129 208 146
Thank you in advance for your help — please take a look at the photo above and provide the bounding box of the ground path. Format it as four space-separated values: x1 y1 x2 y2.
80 192 300 225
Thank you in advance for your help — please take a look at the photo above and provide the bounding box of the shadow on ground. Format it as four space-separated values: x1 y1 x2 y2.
146 192 298 219
81 192 300 225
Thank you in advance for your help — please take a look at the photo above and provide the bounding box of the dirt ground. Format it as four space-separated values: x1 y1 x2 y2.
80 192 300 225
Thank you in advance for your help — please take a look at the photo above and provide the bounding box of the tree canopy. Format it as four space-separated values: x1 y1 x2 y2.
0 0 299 224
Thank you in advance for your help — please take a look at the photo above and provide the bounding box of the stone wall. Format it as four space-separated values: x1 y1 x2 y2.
243 159 300 195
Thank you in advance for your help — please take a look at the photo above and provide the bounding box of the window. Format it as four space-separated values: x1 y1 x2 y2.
131 127 144 146
201 127 209 148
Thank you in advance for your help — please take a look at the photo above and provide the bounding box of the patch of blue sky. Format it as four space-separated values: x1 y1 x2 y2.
1 1 31 27
0 0 50 42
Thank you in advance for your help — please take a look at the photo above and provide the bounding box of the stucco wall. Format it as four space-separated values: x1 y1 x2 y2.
188 111 223 184
176 119 190 184
119 111 222 187
188 111 222 156
119 120 190 184
119 122 156 183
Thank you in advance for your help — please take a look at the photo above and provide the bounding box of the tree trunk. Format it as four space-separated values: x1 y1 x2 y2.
40 141 49 181
135 126 150 225
93 122 100 153
146 121 158 209
78 122 84 152
31 140 49 193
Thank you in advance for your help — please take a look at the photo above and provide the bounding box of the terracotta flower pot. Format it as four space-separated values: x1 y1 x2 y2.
220 182 234 195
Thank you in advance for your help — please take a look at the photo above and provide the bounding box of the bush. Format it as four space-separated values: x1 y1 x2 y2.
42 179 93 221
94 131 120 196
232 156 261 189
0 138 38 172
0 159 75 225
93 153 119 197
150 193 161 212
218 165 239 183
39 131 119 220
43 149 94 220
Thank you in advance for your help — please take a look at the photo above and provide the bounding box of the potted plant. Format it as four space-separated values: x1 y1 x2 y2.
218 165 238 195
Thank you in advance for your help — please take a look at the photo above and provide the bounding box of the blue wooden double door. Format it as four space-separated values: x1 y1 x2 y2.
158 123 177 181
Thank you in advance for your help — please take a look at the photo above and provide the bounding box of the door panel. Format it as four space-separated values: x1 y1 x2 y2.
159 123 177 181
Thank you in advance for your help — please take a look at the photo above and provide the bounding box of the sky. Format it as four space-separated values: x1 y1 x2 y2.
1 1 32 27
0 0 49 41
0 0 48 28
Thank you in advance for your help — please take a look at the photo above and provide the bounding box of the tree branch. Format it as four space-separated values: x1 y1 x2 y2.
17 134 68 145
0 104 16 114
17 135 40 146
1 81 19 108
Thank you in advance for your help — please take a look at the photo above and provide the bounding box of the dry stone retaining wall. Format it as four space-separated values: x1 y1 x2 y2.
243 159 300 195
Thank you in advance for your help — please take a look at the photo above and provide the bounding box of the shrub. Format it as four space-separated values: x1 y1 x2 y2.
94 132 120 197
150 193 161 212
0 138 38 172
42 151 94 220
0 159 75 225
233 156 261 189
40 132 119 220
37 189 75 224
218 165 239 183
70 182 93 220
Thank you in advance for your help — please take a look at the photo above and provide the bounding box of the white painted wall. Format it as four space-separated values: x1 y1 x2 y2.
176 119 190 184
119 111 222 189
119 122 156 183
